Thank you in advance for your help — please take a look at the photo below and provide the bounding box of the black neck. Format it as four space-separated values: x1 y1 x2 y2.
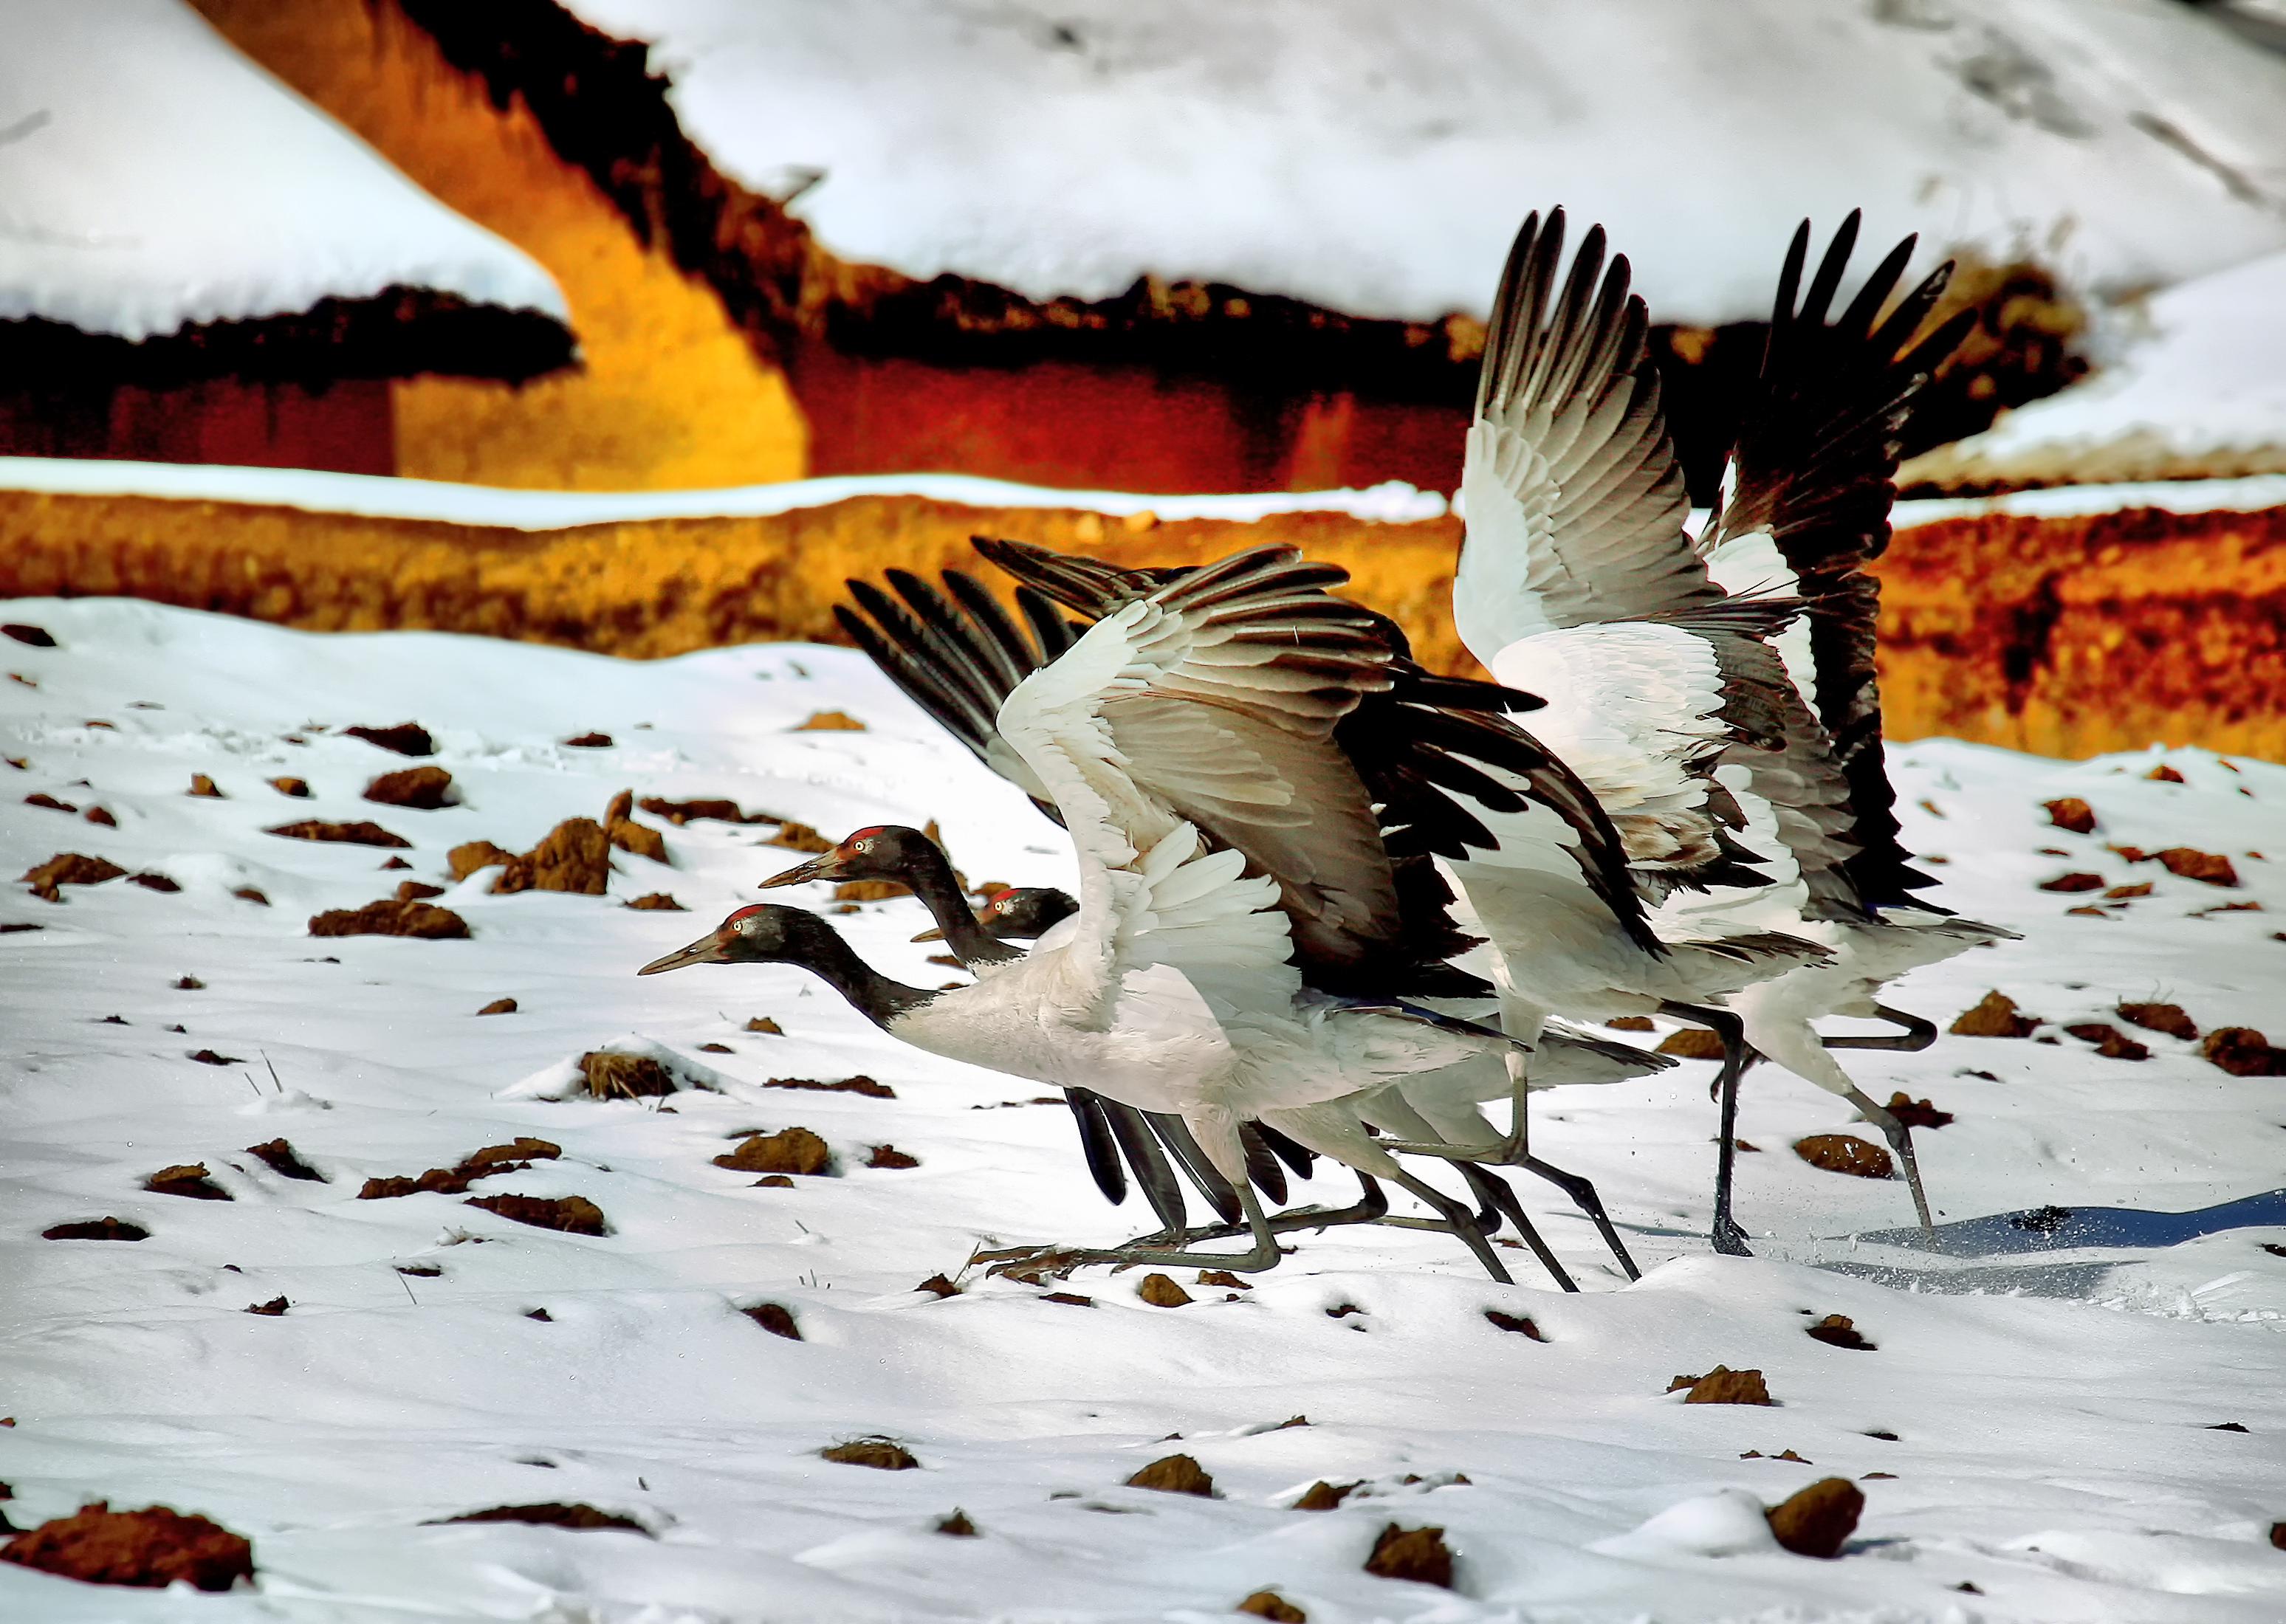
904 843 1023 968
796 927 937 1027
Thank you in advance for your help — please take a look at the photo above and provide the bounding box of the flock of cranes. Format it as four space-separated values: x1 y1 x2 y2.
637 207 2014 1288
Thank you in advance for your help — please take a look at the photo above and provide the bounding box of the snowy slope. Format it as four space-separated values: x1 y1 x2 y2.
1904 250 2286 487
560 0 2286 325
3 598 2285 1622
0 0 566 342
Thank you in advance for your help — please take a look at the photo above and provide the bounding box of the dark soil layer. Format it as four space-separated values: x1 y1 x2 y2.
464 1193 607 1235
0 1502 254 1590
765 1074 893 1098
268 820 411 848
42 1217 150 1242
436 1502 646 1533
309 898 470 938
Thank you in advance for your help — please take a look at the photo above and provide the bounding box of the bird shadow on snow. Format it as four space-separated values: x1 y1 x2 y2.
1777 1187 2286 1298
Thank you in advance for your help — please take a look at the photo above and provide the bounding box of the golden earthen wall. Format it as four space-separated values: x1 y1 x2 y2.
2 491 2278 761
189 0 806 489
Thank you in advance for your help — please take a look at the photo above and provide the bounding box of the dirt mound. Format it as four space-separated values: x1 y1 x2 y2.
1805 1315 1875 1351
477 997 517 1015
2155 847 2239 887
742 1303 802 1341
188 774 224 799
606 817 667 864
762 821 833 853
309 899 470 939
2039 872 2103 892
449 840 518 880
1485 1310 1545 1340
1950 991 2039 1037
1886 1094 1954 1129
42 1217 149 1242
1125 1454 1213 1496
361 1138 560 1199
490 818 611 895
394 881 446 902
563 732 613 749
269 777 310 797
1765 1477 1864 1558
1365 1523 1452 1588
1656 1028 1726 1060
639 796 773 825
2 623 55 647
21 853 126 901
746 1016 784 1034
765 1074 893 1098
580 1050 678 1099
0 1501 253 1590
345 722 433 756
821 1439 916 1470
436 1502 645 1532
143 1163 230 1200
865 1145 919 1169
2065 1022 2149 1061
715 1128 829 1175
245 1139 324 1182
464 1193 607 1235
1295 1480 1357 1511
245 1296 289 1316
2118 1002 2198 1039
1794 1135 1895 1179
364 766 455 810
1678 1366 1774 1405
2203 1028 2285 1077
267 819 411 849
794 711 865 732
2042 797 2096 833
128 872 179 892
1238 1592 1305 1621
625 892 683 911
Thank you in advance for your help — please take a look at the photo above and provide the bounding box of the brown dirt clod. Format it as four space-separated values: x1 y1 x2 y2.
580 1050 678 1099
269 777 309 798
916 1274 961 1298
128 872 179 892
715 1127 830 1175
439 1502 646 1533
832 878 907 901
742 1303 802 1341
463 1194 608 1235
1950 991 2040 1037
463 1138 561 1172
822 1439 917 1470
1805 1314 1876 1351
2064 1022 2150 1061
794 711 865 732
2118 1002 2198 1039
363 765 454 811
763 820 834 853
563 732 613 749
448 839 517 880
1765 1477 1865 1558
752 1174 794 1188
267 819 411 849
766 1074 894 1098
476 997 518 1015
865 1145 921 1169
492 818 611 895
1365 1523 1453 1589
394 881 446 902
1137 1273 1194 1308
1237 1592 1306 1622
1197 1270 1252 1289
83 807 117 827
1125 1453 1214 1496
745 1016 784 1034
188 1050 242 1065
2201 1028 2285 1078
698 1041 732 1053
245 1296 289 1316
245 1139 324 1182
626 892 685 910
1294 1480 1358 1512
144 1164 230 1201
2039 872 2104 892
1885 1094 1954 1129
309 899 470 939
1656 1028 1727 1060
1794 1135 1895 1180
0 1502 254 1591
608 819 667 863
1681 1366 1776 1405
1040 1291 1094 1307
1 624 55 647
2158 847 2239 887
188 774 224 799
2042 796 2096 833
43 1217 149 1242
231 886 270 905
345 723 433 757
2147 763 2187 783
639 796 770 825
1605 1014 1655 1031
25 793 75 811
21 852 127 901
936 1510 978 1537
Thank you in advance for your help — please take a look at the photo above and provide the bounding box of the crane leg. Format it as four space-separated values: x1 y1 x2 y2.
1822 1003 1938 1053
1844 1084 1937 1239
1664 1001 1753 1257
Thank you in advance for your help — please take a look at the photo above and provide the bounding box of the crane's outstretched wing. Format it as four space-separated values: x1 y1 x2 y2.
1453 207 1717 667
1706 213 1974 910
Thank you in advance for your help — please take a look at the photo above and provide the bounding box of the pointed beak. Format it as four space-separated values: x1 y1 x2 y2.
760 853 841 889
638 931 729 975
910 923 947 943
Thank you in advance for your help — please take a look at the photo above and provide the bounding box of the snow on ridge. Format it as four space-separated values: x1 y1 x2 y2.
0 0 566 343
1904 250 2286 488
563 0 2286 326
0 455 1450 529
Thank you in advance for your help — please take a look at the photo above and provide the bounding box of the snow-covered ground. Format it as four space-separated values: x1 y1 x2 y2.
3 596 2284 1623
1904 250 2286 489
562 0 2286 325
0 0 564 340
